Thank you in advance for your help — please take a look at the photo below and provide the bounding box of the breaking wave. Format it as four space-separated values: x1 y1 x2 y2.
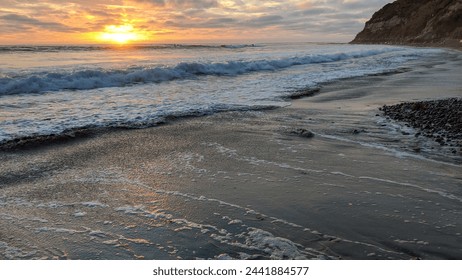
0 48 396 96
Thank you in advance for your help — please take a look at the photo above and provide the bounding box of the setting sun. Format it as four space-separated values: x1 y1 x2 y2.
98 24 145 44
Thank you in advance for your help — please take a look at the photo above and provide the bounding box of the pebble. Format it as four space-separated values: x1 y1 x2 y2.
380 98 462 153
290 128 315 138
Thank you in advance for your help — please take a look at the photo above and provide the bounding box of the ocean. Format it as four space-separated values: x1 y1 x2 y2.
1 43 462 260
0 42 445 145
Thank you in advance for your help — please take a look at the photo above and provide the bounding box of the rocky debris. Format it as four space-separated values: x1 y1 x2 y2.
351 0 462 48
352 129 366 135
290 128 315 138
288 88 320 100
380 98 462 153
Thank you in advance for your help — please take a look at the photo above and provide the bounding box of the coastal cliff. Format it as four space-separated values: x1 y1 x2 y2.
351 0 462 48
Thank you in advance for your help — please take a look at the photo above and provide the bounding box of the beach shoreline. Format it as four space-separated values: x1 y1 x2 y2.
1 49 461 260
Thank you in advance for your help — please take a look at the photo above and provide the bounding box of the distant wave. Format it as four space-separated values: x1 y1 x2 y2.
0 48 396 96
0 44 258 53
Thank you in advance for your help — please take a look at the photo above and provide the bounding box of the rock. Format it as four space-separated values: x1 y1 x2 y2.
351 0 462 48
290 128 315 138
379 98 462 151
352 129 366 135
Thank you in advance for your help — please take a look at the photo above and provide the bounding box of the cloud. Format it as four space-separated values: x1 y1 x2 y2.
0 0 393 43
134 0 218 9
139 0 393 42
244 15 284 28
0 13 81 32
135 0 165 6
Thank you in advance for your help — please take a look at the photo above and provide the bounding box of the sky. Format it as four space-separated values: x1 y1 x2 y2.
0 0 392 45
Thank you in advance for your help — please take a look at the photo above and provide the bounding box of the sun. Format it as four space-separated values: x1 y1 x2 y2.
98 24 145 44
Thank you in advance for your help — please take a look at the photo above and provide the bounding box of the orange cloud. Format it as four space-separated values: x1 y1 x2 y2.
0 0 392 44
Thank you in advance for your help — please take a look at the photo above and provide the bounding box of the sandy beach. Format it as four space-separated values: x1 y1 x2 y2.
1 49 461 260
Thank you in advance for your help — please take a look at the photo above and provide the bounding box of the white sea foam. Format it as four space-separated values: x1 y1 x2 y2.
73 211 87 217
124 173 399 257
35 227 84 234
0 48 398 96
245 228 308 259
115 205 173 220
317 132 461 167
394 239 429 245
205 142 325 173
0 241 37 259
359 176 462 203
81 201 108 208
36 202 66 208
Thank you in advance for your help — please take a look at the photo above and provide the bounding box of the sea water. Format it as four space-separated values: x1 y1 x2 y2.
1 43 462 260
0 43 446 144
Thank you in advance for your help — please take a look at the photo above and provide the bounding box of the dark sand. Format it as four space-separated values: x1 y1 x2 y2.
0 50 461 260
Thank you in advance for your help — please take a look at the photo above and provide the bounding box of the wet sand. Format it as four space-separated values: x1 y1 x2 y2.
1 50 461 260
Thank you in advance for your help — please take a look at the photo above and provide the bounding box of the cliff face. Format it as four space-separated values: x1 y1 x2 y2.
351 0 462 48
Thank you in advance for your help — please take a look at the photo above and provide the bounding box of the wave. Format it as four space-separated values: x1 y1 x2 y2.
0 103 280 149
0 48 398 96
